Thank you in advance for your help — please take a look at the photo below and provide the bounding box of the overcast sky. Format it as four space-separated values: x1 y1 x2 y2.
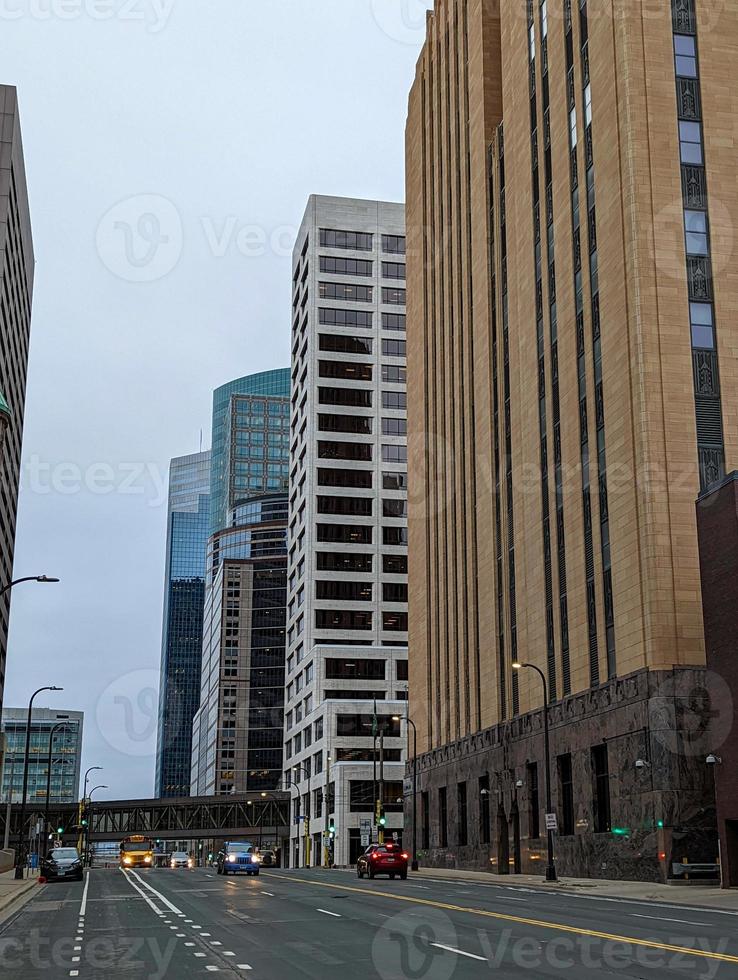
2 0 433 801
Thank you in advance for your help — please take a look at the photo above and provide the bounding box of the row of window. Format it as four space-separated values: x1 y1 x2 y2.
315 580 408 603
317 442 408 464
318 361 407 383
315 552 408 574
317 284 406 307
423 744 612 850
314 610 408 631
318 258 406 280
318 229 406 254
316 496 409 518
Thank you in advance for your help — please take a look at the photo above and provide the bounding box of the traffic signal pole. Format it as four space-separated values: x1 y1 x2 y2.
378 731 385 845
323 753 331 867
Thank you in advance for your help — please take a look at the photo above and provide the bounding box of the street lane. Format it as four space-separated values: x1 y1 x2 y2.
1 866 737 978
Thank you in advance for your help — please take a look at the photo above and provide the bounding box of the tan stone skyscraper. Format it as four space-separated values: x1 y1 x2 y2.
405 0 735 879
0 86 34 710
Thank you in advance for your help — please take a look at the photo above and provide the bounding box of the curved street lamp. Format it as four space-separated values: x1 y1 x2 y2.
0 576 60 598
286 766 311 867
84 786 108 865
44 720 72 839
393 713 419 871
512 662 557 882
15 686 64 879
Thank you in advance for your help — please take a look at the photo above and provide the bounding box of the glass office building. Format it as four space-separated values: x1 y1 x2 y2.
209 369 291 536
155 451 211 798
191 371 290 796
1 708 83 804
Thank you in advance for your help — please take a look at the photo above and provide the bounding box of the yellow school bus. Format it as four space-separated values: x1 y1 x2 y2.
120 835 154 868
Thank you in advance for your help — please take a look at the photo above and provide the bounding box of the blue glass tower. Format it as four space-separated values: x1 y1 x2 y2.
155 451 211 798
190 369 291 797
210 368 291 536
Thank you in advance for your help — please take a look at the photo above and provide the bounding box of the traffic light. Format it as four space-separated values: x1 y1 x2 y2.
56 826 64 835
375 801 386 828
328 819 336 838
80 809 88 828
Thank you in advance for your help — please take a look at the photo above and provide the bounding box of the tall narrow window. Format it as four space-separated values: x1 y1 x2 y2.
558 753 575 836
457 782 468 847
592 744 611 833
421 791 430 850
438 787 448 848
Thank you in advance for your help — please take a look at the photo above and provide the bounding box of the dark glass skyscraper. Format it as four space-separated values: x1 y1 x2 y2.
155 451 211 798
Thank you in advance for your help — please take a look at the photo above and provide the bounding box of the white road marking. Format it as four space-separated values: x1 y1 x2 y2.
176 933 185 938
631 913 710 926
210 941 223 946
192 924 202 929
237 967 252 972
206 968 220 973
317 908 341 917
184 919 193 923
194 951 206 957
69 972 79 977
119 869 165 915
262 891 274 896
201 932 212 936
185 942 195 947
224 951 235 956
72 957 80 963
169 926 178 930
127 869 184 915
431 943 487 962
79 872 90 918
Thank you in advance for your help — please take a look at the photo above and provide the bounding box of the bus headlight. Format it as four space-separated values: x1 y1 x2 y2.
144 856 152 863
123 857 132 865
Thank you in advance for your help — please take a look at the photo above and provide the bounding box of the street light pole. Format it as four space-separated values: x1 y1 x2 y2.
513 662 557 882
15 686 63 879
85 785 108 866
393 713 419 871
44 720 71 841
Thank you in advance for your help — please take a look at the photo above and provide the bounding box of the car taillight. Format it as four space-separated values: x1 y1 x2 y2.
401 853 409 860
371 853 380 860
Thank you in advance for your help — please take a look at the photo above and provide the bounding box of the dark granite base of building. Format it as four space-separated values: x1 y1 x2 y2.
406 668 720 883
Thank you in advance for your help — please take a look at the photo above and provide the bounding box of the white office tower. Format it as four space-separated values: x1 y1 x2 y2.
284 196 409 867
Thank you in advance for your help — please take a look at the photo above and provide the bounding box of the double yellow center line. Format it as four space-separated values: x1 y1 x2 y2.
263 872 738 966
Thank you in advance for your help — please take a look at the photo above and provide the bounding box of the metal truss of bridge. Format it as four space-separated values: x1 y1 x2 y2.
2 793 290 844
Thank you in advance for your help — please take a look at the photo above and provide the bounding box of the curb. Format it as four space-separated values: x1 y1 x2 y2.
0 880 39 920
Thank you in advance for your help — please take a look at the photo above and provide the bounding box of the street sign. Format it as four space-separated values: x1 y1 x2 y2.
360 833 370 847
403 778 412 795
360 818 371 831
545 813 558 832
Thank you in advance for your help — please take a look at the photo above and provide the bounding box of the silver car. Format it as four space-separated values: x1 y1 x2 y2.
169 851 192 869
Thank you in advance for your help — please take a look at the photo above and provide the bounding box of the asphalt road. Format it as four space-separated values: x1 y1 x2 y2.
1 866 737 978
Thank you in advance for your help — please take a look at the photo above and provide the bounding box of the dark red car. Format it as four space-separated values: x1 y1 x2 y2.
356 843 409 880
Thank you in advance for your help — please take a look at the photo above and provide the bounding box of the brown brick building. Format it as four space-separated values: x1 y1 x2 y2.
697 473 738 888
405 0 734 879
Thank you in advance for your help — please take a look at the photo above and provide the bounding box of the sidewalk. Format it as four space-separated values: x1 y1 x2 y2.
413 867 738 911
0 868 41 918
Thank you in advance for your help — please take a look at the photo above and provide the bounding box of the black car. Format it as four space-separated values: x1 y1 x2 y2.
41 847 84 882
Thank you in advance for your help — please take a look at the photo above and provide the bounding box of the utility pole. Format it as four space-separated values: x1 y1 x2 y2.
3 752 16 851
378 730 385 845
323 753 331 868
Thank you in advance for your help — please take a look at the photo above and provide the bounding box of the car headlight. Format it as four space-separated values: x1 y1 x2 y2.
228 854 237 863
252 855 261 863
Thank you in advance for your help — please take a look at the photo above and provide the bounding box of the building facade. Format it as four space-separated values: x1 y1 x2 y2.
284 196 409 868
155 451 211 798
1 708 83 805
0 86 34 709
190 374 290 797
696 472 738 888
405 0 733 880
